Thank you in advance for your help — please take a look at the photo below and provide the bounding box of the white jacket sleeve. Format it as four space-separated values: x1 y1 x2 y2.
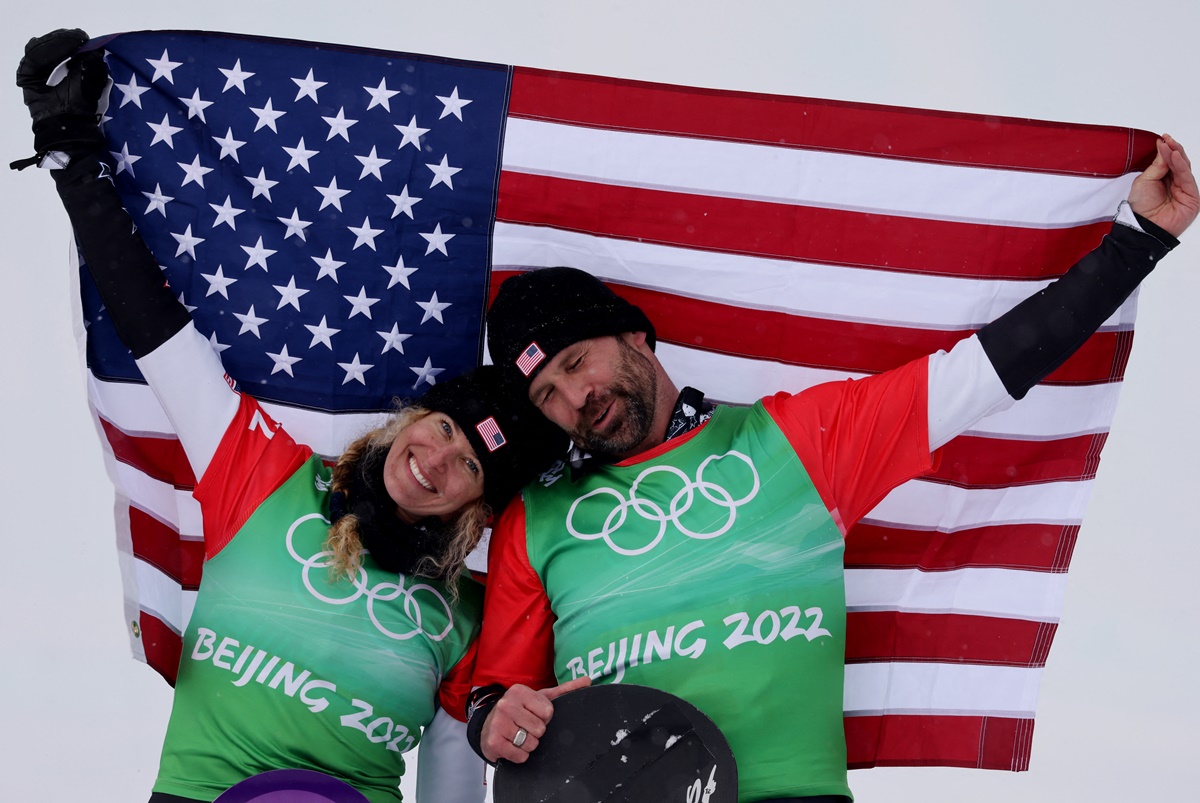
134 321 241 481
415 707 487 803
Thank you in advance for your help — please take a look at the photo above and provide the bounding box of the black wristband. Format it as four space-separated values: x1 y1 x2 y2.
32 114 104 154
977 217 1173 400
465 683 506 765
1132 210 1180 250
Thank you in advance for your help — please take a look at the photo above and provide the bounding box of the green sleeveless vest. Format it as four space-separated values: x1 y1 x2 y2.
525 404 851 801
154 456 481 802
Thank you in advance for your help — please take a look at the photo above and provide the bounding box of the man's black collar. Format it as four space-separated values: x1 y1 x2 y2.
569 387 715 478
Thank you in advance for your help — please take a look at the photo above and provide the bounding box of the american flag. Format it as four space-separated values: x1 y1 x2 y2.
515 341 545 376
475 417 506 451
77 29 1156 772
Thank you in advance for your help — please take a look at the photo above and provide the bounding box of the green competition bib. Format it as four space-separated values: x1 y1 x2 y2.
524 404 852 801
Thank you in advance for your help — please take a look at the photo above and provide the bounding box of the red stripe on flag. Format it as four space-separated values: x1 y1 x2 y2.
846 612 1057 667
624 285 1130 385
931 432 1109 487
845 714 1032 770
128 506 204 588
510 68 1155 178
497 172 1112 280
137 611 182 687
845 522 1080 572
489 270 1131 384
101 417 197 488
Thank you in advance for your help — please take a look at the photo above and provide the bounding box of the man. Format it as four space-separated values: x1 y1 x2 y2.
467 137 1197 802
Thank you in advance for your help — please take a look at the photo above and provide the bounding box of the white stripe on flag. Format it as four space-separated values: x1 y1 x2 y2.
845 567 1068 622
111 460 204 535
133 559 198 634
865 478 1095 531
492 222 1140 331
502 117 1135 227
656 343 1124 437
844 661 1043 717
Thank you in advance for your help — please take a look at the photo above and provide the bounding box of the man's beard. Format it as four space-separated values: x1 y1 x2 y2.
571 340 658 456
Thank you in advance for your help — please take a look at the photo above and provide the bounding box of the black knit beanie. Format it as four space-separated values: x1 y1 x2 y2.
486 267 655 390
329 366 567 576
418 365 568 512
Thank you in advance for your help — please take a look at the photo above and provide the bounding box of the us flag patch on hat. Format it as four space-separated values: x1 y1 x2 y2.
476 417 507 451
515 341 546 376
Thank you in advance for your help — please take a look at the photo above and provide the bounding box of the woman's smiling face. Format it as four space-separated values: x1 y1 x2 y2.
381 411 484 522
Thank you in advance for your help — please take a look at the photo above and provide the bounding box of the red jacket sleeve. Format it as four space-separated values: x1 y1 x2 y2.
193 394 311 559
762 356 938 535
472 496 559 691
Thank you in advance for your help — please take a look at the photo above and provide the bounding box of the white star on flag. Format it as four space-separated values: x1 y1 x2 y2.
426 155 461 189
387 185 422 219
244 168 278 201
212 128 247 162
314 177 351 211
234 304 269 337
201 265 238 298
344 287 381 319
283 138 319 172
419 223 455 256
207 331 230 355
348 217 384 250
250 98 287 133
322 108 358 142
267 344 303 377
378 324 413 355
394 116 430 150
355 146 390 180
142 183 173 216
382 256 417 289
338 353 373 385
273 276 310 311
181 89 213 122
363 77 399 111
311 249 345 282
416 291 451 324
111 143 141 176
146 50 182 84
410 357 444 388
209 196 246 230
241 237 277 271
147 114 183 148
305 316 340 349
277 208 313 241
114 74 149 108
436 86 473 120
178 155 213 188
171 225 204 259
219 59 254 93
291 69 326 103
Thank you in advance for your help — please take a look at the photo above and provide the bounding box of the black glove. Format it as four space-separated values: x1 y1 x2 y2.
14 28 107 164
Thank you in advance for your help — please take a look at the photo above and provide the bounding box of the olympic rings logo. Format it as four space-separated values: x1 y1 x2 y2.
285 513 454 642
566 451 760 556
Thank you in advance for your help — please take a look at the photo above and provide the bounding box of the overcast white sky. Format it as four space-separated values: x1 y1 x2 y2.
2 2 1197 801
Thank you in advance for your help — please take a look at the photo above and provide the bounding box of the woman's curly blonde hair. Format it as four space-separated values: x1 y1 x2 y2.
324 405 489 595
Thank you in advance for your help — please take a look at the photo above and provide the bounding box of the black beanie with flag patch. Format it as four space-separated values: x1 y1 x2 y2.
486 267 656 390
418 364 567 511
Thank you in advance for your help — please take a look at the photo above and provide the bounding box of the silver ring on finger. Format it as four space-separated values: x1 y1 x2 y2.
512 727 528 748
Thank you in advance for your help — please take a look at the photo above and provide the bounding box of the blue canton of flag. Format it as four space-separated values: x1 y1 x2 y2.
82 31 510 412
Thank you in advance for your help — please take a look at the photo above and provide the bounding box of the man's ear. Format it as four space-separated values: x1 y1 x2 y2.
621 330 649 350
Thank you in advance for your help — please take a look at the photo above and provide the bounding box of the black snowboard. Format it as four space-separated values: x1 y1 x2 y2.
493 684 737 803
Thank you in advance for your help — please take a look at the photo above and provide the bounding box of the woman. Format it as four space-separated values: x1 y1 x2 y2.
16 29 564 803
